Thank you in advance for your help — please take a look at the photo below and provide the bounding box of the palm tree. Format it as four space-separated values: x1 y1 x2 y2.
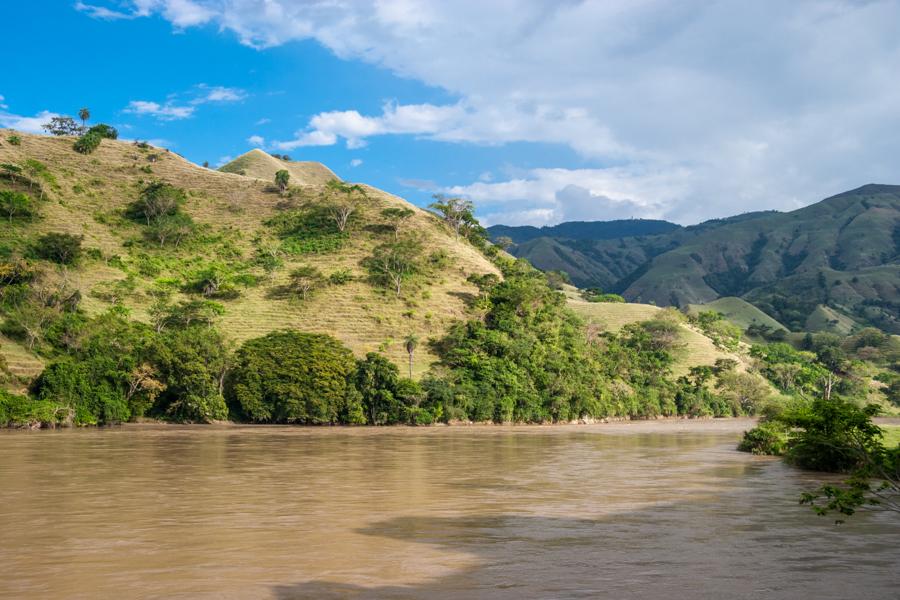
78 107 90 130
404 334 418 379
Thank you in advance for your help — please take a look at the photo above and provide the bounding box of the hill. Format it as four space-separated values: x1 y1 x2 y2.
218 149 338 187
685 297 788 334
497 186 900 333
0 130 498 380
487 219 680 244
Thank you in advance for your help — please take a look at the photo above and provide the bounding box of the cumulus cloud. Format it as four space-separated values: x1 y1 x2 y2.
125 100 195 120
85 0 900 223
0 95 7 110
247 134 265 146
350 158 363 167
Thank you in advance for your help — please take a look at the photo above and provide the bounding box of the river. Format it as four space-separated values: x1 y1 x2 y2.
0 419 897 599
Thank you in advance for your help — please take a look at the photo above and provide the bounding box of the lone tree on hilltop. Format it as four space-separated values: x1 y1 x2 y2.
78 107 90 129
429 194 474 241
275 169 290 194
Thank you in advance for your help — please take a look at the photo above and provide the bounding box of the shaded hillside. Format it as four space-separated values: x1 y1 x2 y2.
488 219 680 244
496 187 900 333
0 130 498 378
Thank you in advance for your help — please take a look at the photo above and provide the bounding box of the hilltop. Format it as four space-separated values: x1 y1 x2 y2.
0 130 498 382
495 186 900 333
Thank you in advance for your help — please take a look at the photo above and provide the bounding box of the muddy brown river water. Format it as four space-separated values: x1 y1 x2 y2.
0 419 897 599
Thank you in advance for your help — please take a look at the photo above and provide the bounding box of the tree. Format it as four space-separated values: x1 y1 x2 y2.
274 169 290 193
73 131 102 154
382 207 415 240
129 181 187 226
87 123 118 139
364 238 423 297
34 232 83 265
149 212 195 247
227 331 364 424
325 179 366 233
404 334 418 379
0 190 35 223
287 265 324 300
150 326 230 422
494 235 514 251
42 116 82 136
429 194 475 241
78 107 90 129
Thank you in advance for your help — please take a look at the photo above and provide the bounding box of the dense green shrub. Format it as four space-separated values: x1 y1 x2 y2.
0 389 64 427
6 135 21 146
33 232 83 265
432 260 608 423
0 190 36 223
737 421 789 455
227 330 363 424
73 131 102 154
87 123 118 139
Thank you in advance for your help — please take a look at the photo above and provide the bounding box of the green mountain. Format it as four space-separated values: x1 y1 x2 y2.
495 185 900 333
488 219 680 244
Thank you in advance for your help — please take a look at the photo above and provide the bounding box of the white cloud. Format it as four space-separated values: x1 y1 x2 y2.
247 134 265 146
0 95 7 110
87 0 900 223
215 155 233 167
255 117 271 125
75 2 136 20
125 100 195 120
350 158 363 167
0 110 62 134
192 85 246 104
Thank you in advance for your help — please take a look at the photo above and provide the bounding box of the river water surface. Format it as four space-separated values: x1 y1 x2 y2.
1 419 897 599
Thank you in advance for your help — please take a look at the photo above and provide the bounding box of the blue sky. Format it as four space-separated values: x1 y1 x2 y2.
2 1 899 226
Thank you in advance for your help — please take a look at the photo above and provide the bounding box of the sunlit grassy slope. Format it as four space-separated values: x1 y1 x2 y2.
0 131 499 379
685 297 787 332
562 288 749 377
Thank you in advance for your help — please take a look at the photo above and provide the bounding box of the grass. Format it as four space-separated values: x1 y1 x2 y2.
0 130 499 377
882 425 900 448
566 296 751 377
805 304 858 335
218 148 337 187
685 296 787 332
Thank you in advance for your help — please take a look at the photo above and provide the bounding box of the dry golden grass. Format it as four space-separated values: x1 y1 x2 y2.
0 333 44 392
219 148 338 186
0 131 499 376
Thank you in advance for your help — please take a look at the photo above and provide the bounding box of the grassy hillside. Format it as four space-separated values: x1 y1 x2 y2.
564 291 750 378
685 297 787 333
218 148 338 186
0 131 499 379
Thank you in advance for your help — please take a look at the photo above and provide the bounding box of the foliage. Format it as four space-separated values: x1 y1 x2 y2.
432 260 608 423
0 190 36 223
381 207 415 239
284 265 324 300
692 310 742 351
86 123 118 139
364 238 423 297
328 268 354 285
582 288 625 303
429 194 475 241
274 169 290 193
128 182 195 246
751 342 829 395
6 134 22 146
265 206 348 255
325 179 366 233
42 116 83 136
73 131 103 154
227 331 363 424
33 232 83 265
737 420 788 455
150 325 229 422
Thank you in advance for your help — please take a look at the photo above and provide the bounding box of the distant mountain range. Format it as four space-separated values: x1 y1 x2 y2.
489 185 900 333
